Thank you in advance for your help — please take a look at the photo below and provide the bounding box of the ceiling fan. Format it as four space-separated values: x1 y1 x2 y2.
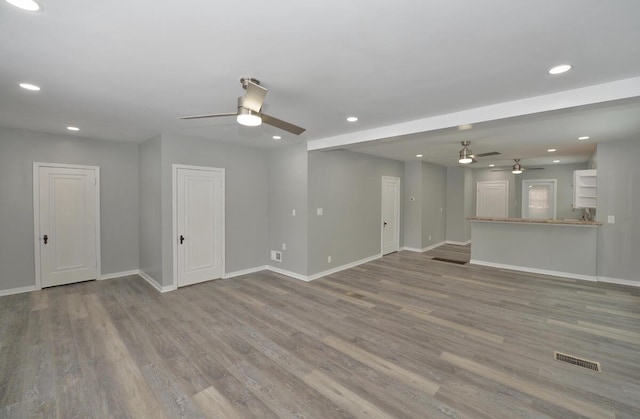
178 77 306 135
491 158 544 174
458 141 500 164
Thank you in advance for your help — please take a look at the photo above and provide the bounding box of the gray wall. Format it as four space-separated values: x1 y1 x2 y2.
0 127 139 292
404 161 447 249
308 150 403 275
160 134 269 286
446 166 473 243
421 162 447 246
138 136 163 284
596 138 640 283
472 163 587 220
403 162 423 249
268 144 308 276
514 163 587 220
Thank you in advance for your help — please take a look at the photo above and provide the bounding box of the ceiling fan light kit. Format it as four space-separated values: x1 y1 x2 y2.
236 106 262 127
459 141 473 164
178 77 305 135
458 140 500 164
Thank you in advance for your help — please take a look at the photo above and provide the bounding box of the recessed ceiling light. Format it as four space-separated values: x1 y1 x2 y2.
548 64 572 75
5 0 41 11
578 136 590 140
272 135 282 140
346 116 358 122
553 160 560 163
67 126 80 131
416 154 423 158
489 164 495 167
458 124 473 131
547 148 556 152
19 82 40 91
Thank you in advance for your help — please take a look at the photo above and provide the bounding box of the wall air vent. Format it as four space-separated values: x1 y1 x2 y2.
554 351 601 372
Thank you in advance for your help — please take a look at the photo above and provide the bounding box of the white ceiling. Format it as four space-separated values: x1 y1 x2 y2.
2 0 640 164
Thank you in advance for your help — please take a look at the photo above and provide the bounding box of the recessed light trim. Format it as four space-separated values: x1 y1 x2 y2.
346 116 358 122
66 126 80 131
272 135 282 140
19 82 40 91
489 164 495 167
416 154 423 158
6 0 41 11
549 64 572 75
547 148 556 152
458 124 473 131
553 160 560 163
578 136 590 140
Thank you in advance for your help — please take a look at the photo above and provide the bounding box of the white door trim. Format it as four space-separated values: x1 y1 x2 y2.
172 164 225 289
521 178 558 219
381 176 401 255
33 162 101 290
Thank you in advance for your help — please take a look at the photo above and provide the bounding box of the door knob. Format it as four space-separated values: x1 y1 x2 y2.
179 235 184 245
43 234 48 245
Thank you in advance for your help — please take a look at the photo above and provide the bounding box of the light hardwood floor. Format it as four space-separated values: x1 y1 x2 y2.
1 245 639 418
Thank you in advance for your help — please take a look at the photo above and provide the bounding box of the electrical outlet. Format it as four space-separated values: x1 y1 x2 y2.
317 208 323 216
282 243 286 250
328 256 332 263
608 215 615 224
292 209 296 216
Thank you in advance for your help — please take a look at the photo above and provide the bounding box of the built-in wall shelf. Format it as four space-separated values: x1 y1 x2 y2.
573 169 597 209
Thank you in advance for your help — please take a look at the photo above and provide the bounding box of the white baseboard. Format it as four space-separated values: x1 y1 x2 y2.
138 270 176 293
403 241 447 253
267 266 310 282
0 285 38 297
223 266 267 279
307 253 382 281
99 269 139 280
446 240 472 246
597 276 640 288
469 259 598 282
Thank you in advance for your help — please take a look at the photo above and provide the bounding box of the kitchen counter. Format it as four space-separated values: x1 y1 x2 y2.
468 216 601 226
469 217 600 281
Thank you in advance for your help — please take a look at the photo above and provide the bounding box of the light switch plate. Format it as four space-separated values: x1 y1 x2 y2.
608 215 615 224
317 208 323 216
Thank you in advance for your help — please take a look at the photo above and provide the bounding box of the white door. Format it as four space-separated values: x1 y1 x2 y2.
36 165 99 288
522 179 557 219
476 180 509 217
175 166 224 287
381 176 400 255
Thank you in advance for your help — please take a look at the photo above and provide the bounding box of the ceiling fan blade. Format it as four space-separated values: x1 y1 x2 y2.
178 112 236 120
525 167 545 170
262 113 306 135
242 81 268 113
490 168 512 172
474 151 501 158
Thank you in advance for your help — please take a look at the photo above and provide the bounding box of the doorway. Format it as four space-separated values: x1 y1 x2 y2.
381 176 400 255
476 180 509 218
173 165 225 288
522 179 557 219
33 163 100 288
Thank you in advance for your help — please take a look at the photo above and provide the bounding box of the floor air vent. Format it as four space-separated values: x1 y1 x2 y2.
431 257 467 265
554 351 601 372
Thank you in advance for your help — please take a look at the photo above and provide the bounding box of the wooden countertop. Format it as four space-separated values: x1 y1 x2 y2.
468 216 602 226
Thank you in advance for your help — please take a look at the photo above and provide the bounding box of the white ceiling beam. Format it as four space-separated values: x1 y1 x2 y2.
307 76 640 151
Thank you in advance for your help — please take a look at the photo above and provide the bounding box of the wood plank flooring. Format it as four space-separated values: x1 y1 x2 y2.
1 244 639 418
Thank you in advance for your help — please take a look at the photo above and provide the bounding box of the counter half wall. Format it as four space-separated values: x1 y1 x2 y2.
469 217 601 281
